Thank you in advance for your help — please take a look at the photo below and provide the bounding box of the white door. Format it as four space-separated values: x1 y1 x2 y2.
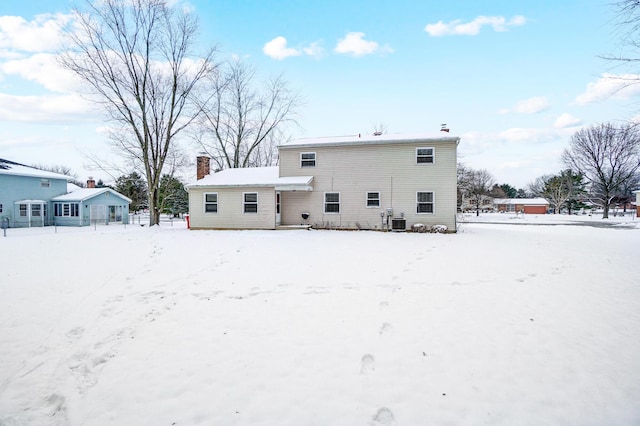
276 191 281 226
90 205 106 224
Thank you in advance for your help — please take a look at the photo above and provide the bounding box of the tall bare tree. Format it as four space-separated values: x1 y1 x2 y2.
458 165 495 216
194 60 302 170
562 123 640 218
59 0 217 225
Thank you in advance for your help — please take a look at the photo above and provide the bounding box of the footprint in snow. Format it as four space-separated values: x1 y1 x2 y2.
360 354 375 374
371 407 394 425
379 322 393 336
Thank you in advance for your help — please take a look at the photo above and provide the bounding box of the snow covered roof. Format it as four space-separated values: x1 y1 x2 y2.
187 166 313 191
494 198 550 206
0 158 73 180
279 132 460 149
52 188 132 203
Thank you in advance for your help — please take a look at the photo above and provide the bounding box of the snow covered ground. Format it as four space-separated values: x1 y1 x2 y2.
1 215 639 425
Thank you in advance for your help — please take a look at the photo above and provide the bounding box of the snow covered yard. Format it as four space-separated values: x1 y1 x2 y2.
1 219 639 426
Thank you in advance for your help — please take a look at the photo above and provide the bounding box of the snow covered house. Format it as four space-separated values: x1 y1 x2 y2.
186 132 459 231
634 190 640 217
51 181 131 226
0 159 130 227
493 198 550 214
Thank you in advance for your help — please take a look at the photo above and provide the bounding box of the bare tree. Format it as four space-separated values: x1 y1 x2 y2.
460 167 495 216
59 0 217 226
194 59 302 170
562 123 640 218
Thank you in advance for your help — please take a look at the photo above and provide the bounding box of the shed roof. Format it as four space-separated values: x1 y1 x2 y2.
0 158 73 180
52 188 132 203
187 166 313 191
279 132 460 149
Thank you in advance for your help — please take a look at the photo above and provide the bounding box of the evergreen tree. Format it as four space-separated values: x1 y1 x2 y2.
158 175 189 217
115 172 148 213
500 183 517 198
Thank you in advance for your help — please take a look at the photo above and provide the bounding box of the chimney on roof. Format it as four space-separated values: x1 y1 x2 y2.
87 177 96 188
373 131 382 136
440 123 450 133
197 153 210 180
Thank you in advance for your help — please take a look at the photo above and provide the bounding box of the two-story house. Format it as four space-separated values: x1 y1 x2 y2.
186 132 459 231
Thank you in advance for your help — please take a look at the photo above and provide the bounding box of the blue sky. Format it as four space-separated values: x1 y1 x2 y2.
1 0 638 188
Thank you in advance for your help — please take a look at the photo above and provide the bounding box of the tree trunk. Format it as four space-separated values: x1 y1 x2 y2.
603 201 610 219
149 189 160 226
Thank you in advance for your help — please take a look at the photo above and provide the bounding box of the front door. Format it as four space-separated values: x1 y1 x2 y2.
276 191 281 226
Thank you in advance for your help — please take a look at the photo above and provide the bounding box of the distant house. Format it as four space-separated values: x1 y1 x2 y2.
0 159 130 227
634 190 640 218
187 132 459 231
493 198 550 214
51 185 131 226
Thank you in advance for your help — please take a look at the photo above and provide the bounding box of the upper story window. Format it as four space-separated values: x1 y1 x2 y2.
243 192 258 213
0 204 3 213
324 192 340 213
40 179 50 187
416 147 434 164
204 193 218 213
366 192 380 208
300 152 316 168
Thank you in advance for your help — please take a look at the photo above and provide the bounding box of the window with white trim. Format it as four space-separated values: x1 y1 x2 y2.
40 179 50 187
19 204 27 217
243 192 258 213
204 193 218 213
300 152 316 168
417 191 434 214
416 147 434 164
54 203 79 217
324 192 340 213
31 204 41 217
0 204 3 213
366 192 380 207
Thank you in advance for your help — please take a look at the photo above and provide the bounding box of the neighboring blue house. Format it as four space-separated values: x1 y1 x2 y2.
52 187 131 226
0 158 130 227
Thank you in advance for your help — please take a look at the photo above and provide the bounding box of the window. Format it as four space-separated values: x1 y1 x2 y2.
416 147 434 164
300 152 316 168
204 193 218 213
19 204 27 217
366 192 380 207
417 192 434 214
54 203 79 217
243 192 258 213
324 192 340 213
31 204 41 217
40 179 50 187
0 204 3 213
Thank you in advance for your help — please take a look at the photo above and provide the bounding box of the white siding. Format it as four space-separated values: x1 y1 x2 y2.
279 140 458 230
188 187 276 229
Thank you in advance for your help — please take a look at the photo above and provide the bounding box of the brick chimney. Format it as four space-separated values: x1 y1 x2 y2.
197 154 210 180
87 177 96 188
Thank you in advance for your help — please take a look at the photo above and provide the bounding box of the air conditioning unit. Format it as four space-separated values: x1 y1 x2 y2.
391 218 406 231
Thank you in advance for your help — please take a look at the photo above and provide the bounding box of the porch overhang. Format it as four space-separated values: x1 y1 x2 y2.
274 175 314 192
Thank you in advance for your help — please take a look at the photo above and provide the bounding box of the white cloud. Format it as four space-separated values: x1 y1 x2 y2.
262 36 301 60
425 15 526 37
302 41 325 58
1 53 80 93
0 93 96 123
554 113 582 129
575 73 640 104
334 32 393 57
0 13 71 53
499 96 550 114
